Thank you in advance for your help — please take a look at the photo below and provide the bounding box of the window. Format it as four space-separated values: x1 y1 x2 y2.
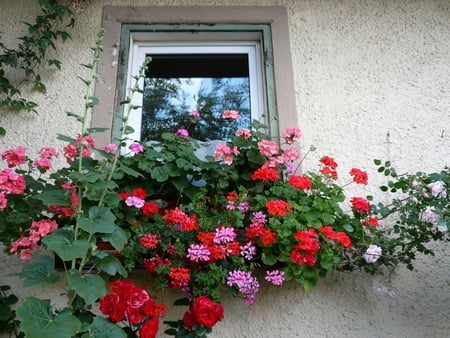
124 29 267 142
94 6 296 147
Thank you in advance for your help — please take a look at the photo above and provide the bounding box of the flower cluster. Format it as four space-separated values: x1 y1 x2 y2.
99 280 166 338
1 105 448 338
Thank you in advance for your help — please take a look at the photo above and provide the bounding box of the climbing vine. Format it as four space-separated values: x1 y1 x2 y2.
0 0 90 114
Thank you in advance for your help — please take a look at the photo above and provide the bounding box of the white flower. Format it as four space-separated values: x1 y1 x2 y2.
363 245 382 263
421 206 439 224
427 181 446 198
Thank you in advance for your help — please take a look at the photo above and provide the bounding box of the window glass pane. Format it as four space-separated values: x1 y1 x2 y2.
141 54 251 142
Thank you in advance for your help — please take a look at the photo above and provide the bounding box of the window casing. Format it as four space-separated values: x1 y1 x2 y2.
94 6 297 147
124 30 267 142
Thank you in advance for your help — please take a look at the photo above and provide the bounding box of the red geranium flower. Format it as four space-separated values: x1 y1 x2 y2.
266 200 292 216
289 175 312 190
350 197 371 214
251 167 279 182
349 167 368 185
192 296 224 328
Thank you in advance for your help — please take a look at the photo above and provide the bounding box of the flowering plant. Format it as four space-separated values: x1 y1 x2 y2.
0 32 448 338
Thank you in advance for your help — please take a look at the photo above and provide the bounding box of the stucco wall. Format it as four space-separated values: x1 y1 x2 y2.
0 1 449 337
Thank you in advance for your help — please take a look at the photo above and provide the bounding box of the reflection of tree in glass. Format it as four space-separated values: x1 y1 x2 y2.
141 77 250 142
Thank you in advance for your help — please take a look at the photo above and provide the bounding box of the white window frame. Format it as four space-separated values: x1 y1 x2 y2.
126 35 265 142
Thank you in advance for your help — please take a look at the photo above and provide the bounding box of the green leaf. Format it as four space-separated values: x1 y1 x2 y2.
261 251 277 265
173 298 190 306
16 297 81 338
90 317 126 338
85 96 100 108
33 190 69 206
93 254 127 277
176 158 193 170
56 134 77 144
0 303 12 321
67 270 107 305
343 223 355 233
77 206 116 234
374 159 381 165
86 127 109 134
41 235 90 261
48 59 62 70
302 278 317 292
15 255 60 287
151 166 170 182
100 225 128 251
117 163 142 178
0 127 5 137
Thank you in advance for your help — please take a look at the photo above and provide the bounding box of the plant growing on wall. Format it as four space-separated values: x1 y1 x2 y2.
0 30 448 338
0 0 90 113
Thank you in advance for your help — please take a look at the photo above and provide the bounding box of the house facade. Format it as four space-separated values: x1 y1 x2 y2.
0 0 449 337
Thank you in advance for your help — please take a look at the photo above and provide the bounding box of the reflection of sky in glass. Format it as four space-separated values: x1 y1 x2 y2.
142 76 251 142
171 77 249 112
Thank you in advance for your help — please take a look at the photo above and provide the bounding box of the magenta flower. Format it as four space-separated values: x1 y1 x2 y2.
130 142 144 154
214 226 237 244
240 242 256 260
174 128 189 138
251 211 267 224
191 110 201 119
265 270 285 285
227 269 260 305
125 196 145 208
187 244 210 262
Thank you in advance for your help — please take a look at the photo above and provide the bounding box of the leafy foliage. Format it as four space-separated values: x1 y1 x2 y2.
0 26 448 338
0 0 88 113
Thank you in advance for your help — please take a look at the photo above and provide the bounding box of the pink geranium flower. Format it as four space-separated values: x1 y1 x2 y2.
1 146 26 167
222 110 240 120
257 140 279 157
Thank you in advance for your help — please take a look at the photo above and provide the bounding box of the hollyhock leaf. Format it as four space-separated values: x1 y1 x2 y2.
14 255 59 287
100 225 128 251
67 270 107 305
93 254 127 277
70 171 103 184
116 163 142 178
90 316 126 338
77 206 116 234
56 134 77 144
33 190 70 206
41 235 90 261
16 297 81 338
86 127 109 134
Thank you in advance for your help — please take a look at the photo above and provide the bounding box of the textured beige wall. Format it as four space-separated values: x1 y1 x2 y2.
1 0 449 337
